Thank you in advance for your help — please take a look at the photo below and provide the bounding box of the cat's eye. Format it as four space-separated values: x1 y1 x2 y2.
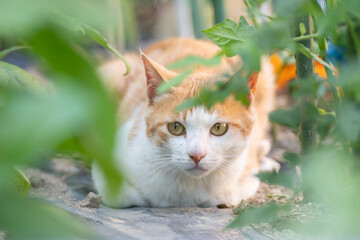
210 123 228 136
167 122 185 136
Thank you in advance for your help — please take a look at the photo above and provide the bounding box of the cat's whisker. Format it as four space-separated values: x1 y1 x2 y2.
202 176 209 186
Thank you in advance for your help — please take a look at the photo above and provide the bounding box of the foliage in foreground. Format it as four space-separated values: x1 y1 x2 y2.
0 0 126 239
192 0 360 238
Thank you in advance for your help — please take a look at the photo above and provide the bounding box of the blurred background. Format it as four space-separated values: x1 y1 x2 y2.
1 0 248 68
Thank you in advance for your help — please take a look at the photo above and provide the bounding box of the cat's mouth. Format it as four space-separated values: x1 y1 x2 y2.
184 165 210 177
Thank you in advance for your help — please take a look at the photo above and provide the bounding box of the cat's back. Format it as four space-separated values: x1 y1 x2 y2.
145 38 220 65
145 38 239 74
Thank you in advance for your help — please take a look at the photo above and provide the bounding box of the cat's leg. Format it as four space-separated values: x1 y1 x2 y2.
92 164 148 208
203 176 260 208
258 139 281 173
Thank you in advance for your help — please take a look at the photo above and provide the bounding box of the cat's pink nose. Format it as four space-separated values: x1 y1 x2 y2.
188 153 206 164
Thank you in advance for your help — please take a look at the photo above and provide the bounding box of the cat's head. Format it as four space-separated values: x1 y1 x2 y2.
142 54 257 178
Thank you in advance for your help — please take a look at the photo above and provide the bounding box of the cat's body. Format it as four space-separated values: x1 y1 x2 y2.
92 38 277 208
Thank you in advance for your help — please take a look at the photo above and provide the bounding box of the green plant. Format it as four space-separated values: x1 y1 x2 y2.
0 0 129 238
188 0 360 237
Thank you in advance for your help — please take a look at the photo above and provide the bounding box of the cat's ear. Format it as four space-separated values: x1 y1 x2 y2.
141 53 176 104
247 72 258 101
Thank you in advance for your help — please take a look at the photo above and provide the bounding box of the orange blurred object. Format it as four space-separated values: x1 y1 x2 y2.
270 54 330 90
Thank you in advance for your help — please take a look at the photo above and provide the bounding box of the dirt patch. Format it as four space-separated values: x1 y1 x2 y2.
80 192 102 208
24 166 96 214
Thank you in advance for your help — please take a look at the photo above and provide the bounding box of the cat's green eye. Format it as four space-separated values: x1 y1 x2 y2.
210 123 228 136
167 122 185 136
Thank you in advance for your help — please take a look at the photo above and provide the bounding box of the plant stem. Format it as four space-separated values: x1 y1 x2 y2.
293 15 318 202
292 33 319 42
120 0 139 50
211 0 226 24
293 15 317 155
244 0 259 27
318 38 340 117
190 0 205 38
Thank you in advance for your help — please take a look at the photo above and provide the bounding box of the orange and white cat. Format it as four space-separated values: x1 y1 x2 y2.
92 38 278 208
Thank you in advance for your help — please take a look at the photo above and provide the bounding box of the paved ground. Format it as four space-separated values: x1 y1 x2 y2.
58 203 272 240
25 160 279 240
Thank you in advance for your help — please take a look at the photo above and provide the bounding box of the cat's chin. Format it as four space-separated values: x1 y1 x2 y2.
182 166 212 178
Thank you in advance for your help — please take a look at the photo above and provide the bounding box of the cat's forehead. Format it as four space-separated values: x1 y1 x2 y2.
181 106 218 126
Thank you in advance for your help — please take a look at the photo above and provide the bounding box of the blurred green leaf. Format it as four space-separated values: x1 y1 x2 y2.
254 21 295 53
26 27 122 197
316 9 345 39
337 102 360 142
157 68 192 94
300 148 360 237
339 62 360 102
167 54 223 69
0 0 113 38
296 43 335 72
273 0 319 18
0 192 97 240
0 61 42 93
0 46 30 59
289 77 324 101
258 170 301 190
51 12 131 75
82 24 131 75
270 109 300 129
0 168 31 196
0 86 92 165
317 113 336 139
283 152 301 167
230 202 290 228
175 97 200 112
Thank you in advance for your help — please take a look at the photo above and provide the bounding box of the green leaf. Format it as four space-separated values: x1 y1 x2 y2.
27 28 122 198
230 202 290 228
317 113 336 139
337 102 360 142
175 97 200 112
0 46 30 59
202 18 255 56
0 87 93 165
296 43 335 72
299 23 307 36
269 109 300 129
82 24 131 75
157 68 192 94
258 170 301 190
0 0 114 38
283 152 301 167
273 0 318 18
0 61 42 93
0 191 97 239
254 21 295 53
0 167 31 196
167 54 222 69
52 12 130 75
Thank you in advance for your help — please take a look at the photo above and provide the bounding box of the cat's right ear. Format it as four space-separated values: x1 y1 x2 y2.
141 53 176 104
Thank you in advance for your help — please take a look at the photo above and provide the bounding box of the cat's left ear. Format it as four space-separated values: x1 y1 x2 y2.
141 53 176 104
247 72 258 100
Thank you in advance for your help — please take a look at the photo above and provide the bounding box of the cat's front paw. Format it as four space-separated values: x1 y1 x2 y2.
212 176 260 208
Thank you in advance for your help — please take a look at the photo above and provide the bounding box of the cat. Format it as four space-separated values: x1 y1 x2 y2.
92 38 278 208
